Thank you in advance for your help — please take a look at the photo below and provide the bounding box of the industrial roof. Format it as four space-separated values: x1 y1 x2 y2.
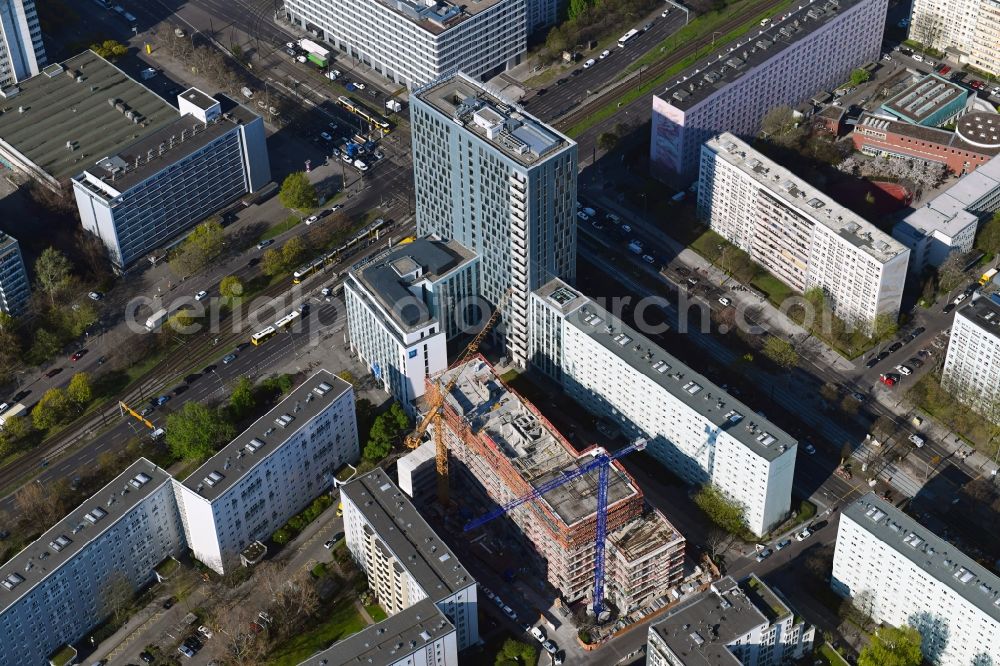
843 493 1000 624
298 598 455 665
656 0 870 111
439 358 640 528
182 371 352 501
350 237 478 332
368 0 509 36
415 72 573 166
0 458 172 616
533 279 797 462
649 576 776 665
342 469 474 599
0 50 177 182
706 133 907 263
880 74 968 125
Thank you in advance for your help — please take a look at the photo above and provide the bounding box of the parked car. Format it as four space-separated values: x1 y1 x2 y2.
178 644 195 658
257 238 275 250
802 442 816 455
198 625 213 639
222 353 238 364
324 539 336 549
755 548 772 562
45 367 63 378
502 605 518 621
320 131 333 141
529 626 546 642
879 373 897 387
577 211 590 221
888 341 903 352
542 640 558 655
70 349 87 361
795 528 812 541
718 297 732 307
642 254 655 264
908 434 926 447
154 394 171 406
600 49 611 59
865 356 879 368
163 597 176 609
140 406 154 417
776 539 791 550
306 214 320 225
88 291 104 301
583 58 596 68
895 364 912 376
195 290 208 301
908 357 924 368
140 652 155 664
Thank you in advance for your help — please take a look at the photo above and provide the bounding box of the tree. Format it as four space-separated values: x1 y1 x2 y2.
597 131 619 152
279 171 317 211
363 437 391 462
100 570 134 625
91 39 128 60
14 481 64 527
567 0 589 21
850 68 872 86
32 387 72 430
820 382 840 404
495 638 537 666
873 313 899 342
937 251 967 292
871 415 897 444
693 485 749 536
34 247 73 306
67 372 92 409
705 527 735 559
762 336 799 369
165 402 235 461
975 211 1000 256
219 275 244 302
760 105 799 141
859 625 922 666
261 248 286 276
387 402 410 433
909 12 944 50
336 370 356 387
230 376 255 419
281 236 307 269
171 221 225 277
840 394 861 415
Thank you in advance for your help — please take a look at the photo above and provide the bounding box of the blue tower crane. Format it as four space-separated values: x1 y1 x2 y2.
463 438 648 617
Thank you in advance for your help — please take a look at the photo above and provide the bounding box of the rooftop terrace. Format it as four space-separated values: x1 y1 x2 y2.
0 458 171 616
0 50 177 182
182 371 351 502
708 133 907 263
416 72 572 166
843 493 1000 623
657 0 870 111
343 468 474 600
534 279 797 462
439 358 639 528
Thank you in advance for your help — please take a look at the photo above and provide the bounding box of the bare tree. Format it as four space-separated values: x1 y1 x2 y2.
100 570 134 625
14 482 65 527
214 601 270 666
705 527 736 559
910 12 944 50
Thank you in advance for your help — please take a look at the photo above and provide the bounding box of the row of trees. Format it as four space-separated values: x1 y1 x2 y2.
31 373 93 430
542 0 661 62
693 485 750 538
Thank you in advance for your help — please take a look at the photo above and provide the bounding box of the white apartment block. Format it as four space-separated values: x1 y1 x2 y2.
832 493 1000 666
73 88 271 269
412 73 577 367
173 372 358 574
345 237 479 412
283 0 526 89
647 575 815 666
941 294 1000 419
437 358 686 614
650 0 887 180
699 134 909 332
529 280 797 536
0 460 185 666
0 231 29 315
318 468 477 665
894 154 1000 274
397 440 438 503
0 0 44 87
909 0 1000 76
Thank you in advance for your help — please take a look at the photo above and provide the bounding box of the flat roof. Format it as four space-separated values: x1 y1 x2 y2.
954 294 1000 339
607 508 684 562
843 493 1000 624
880 74 967 125
957 112 1000 149
856 112 1000 158
76 94 258 195
439 358 640 528
649 576 767 665
368 0 509 36
895 153 1000 239
0 231 20 253
415 72 573 167
707 133 907 263
535 279 796 462
351 237 477 331
656 0 870 111
343 468 474 599
298 598 454 665
179 87 217 111
182 371 351 502
0 458 171 616
0 50 178 182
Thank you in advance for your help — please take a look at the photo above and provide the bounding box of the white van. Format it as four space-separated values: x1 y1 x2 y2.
241 86 254 99
151 427 166 440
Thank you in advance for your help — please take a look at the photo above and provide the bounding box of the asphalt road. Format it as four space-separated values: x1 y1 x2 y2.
524 10 689 121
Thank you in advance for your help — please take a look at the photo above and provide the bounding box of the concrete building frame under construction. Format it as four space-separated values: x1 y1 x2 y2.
432 357 685 615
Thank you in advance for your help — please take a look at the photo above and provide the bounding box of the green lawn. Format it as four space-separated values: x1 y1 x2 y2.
268 597 367 666
365 602 388 622
751 273 795 305
817 642 850 666
258 215 302 242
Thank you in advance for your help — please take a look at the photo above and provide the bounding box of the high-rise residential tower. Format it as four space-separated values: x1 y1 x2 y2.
411 72 577 366
0 0 45 87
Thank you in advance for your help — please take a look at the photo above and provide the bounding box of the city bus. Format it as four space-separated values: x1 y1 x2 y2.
275 310 301 330
251 326 277 346
618 28 640 48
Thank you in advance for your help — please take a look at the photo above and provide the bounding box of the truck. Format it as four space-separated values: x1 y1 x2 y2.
298 39 330 60
385 99 403 113
344 142 359 158
979 268 998 286
307 52 328 68
0 403 26 428
145 308 171 332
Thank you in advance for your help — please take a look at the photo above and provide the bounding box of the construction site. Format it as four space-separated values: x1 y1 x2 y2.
426 356 686 620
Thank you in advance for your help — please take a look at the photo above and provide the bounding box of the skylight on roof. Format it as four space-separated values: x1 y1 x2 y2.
613 333 632 346
204 471 225 487
49 535 72 552
275 414 295 428
85 507 108 524
683 381 703 395
652 360 670 373
903 533 923 548
756 432 776 446
865 506 887 522
246 438 265 453
954 567 975 584
129 472 152 488
2 573 24 590
725 410 744 423
313 382 334 397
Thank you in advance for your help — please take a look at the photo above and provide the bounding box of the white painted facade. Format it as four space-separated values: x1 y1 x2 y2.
529 280 796 536
283 0 526 89
0 461 185 666
174 372 359 574
909 0 1000 76
832 494 1000 666
941 295 1000 419
699 134 909 332
0 0 44 87
0 232 29 315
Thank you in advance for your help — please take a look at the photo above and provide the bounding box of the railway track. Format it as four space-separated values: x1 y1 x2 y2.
553 0 791 133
